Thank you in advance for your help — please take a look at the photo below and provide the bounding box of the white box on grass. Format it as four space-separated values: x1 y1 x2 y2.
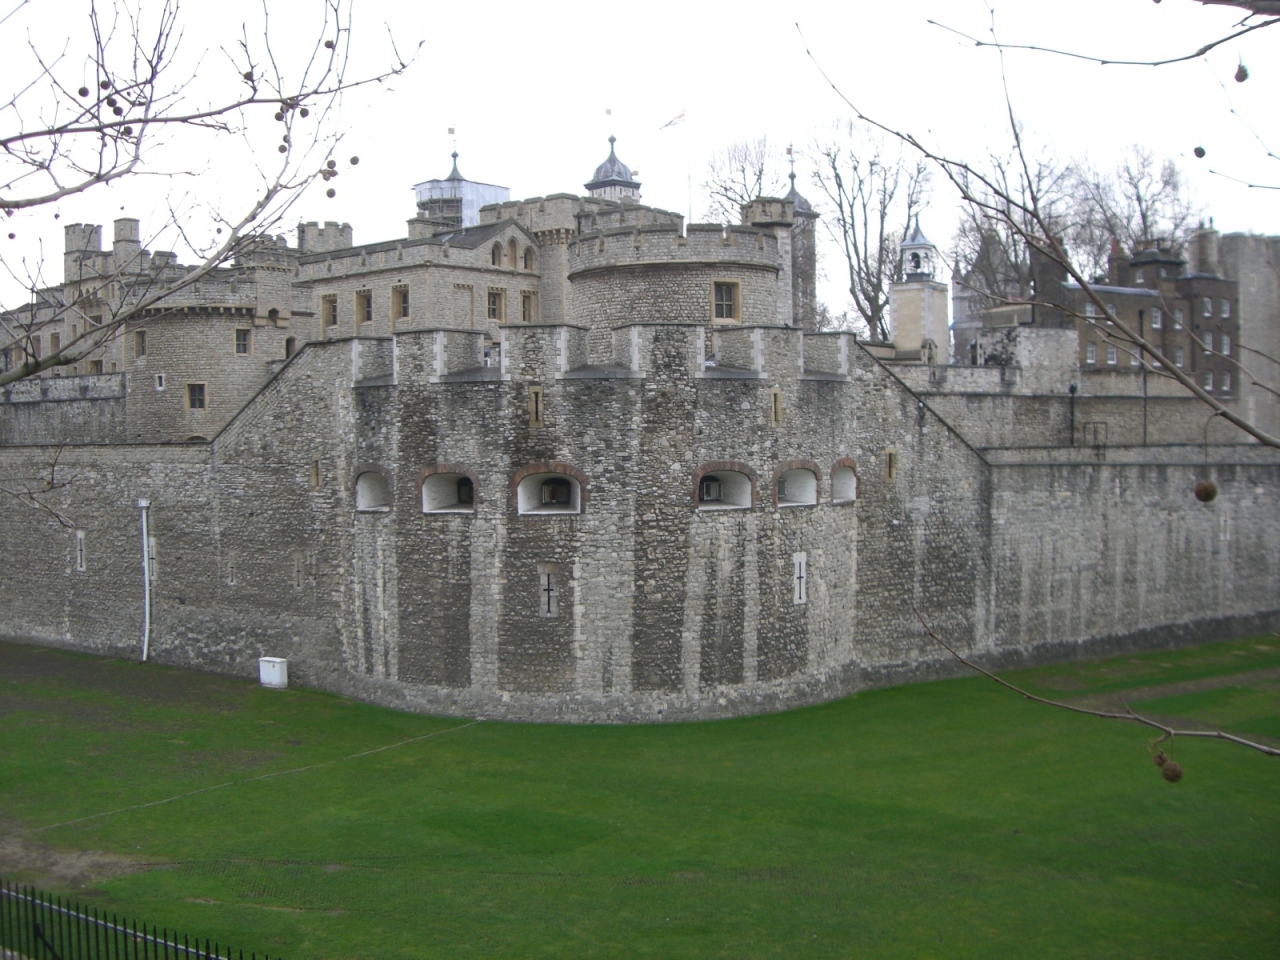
258 656 288 689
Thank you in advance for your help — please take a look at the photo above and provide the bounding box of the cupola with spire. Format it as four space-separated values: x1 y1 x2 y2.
900 217 937 281
585 136 641 202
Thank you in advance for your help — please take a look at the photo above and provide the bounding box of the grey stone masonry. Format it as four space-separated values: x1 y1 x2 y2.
1 316 1275 722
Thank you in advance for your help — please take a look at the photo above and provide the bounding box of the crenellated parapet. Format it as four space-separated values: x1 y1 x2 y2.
567 224 780 276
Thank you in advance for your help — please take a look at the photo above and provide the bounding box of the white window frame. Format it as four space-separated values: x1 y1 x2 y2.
793 552 808 605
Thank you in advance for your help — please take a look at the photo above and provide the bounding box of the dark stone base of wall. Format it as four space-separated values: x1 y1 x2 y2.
10 609 1275 724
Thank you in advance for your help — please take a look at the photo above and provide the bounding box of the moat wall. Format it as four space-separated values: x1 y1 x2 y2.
1 328 1277 721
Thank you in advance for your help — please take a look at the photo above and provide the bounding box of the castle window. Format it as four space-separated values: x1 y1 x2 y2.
697 470 752 511
536 562 560 618
186 382 206 409
793 552 808 605
235 328 251 355
89 359 104 374
133 330 145 357
422 472 476 514
521 291 537 323
268 308 279 322
357 290 373 326
1175 347 1185 368
393 285 410 323
507 239 518 270
1203 297 1212 317
1134 270 1144 285
831 464 858 503
1203 331 1213 354
713 281 740 322
909 252 921 271
491 243 502 267
1222 333 1231 356
487 290 505 321
74 530 86 572
777 468 818 507
30 335 40 358
884 448 898 483
768 388 783 426
1151 308 1162 330
285 336 298 358
1221 299 1230 319
155 373 165 390
1204 370 1214 391
355 471 391 511
1106 304 1116 325
517 472 582 515
1222 370 1232 392
1084 302 1097 318
529 384 544 426
1174 309 1184 329
321 294 338 330
1129 346 1139 366
1085 342 1096 364
1106 343 1117 365
524 247 536 271
49 332 61 355
310 458 322 491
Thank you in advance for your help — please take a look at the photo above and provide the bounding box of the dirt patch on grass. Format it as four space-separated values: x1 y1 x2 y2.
0 639 255 714
0 822 152 890
1062 667 1280 711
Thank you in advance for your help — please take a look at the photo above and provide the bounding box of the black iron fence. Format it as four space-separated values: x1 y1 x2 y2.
0 880 277 960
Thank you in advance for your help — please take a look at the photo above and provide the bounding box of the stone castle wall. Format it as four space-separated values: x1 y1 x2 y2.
1 324 1276 722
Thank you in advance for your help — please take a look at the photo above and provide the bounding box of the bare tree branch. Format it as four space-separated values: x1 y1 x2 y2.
927 13 1279 69
912 607 1280 758
794 21 1280 448
0 0 419 385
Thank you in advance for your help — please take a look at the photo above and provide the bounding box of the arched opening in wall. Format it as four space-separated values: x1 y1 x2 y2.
523 247 536 271
777 468 818 507
422 472 475 514
267 308 280 322
185 435 209 443
507 239 518 269
517 472 581 515
697 470 752 511
831 464 858 503
355 471 391 511
285 337 298 359
491 243 503 267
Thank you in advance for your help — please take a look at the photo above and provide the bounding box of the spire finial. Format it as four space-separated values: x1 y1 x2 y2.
608 134 617 153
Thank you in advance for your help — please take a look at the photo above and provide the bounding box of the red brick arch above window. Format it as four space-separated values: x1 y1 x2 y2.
772 458 823 506
509 461 590 510
418 463 480 503
692 460 759 506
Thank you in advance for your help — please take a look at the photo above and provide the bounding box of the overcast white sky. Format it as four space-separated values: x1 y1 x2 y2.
2 0 1277 312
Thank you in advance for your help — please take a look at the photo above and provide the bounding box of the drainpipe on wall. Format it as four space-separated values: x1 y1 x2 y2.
138 499 151 662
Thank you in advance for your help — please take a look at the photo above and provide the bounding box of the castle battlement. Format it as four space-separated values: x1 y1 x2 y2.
567 223 780 275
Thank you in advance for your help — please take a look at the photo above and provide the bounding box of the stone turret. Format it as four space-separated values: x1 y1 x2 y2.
889 218 950 363
784 171 819 331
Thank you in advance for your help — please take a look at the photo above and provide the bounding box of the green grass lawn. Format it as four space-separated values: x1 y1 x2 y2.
1 636 1278 960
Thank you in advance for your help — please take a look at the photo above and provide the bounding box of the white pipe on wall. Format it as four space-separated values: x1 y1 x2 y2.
138 499 151 662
